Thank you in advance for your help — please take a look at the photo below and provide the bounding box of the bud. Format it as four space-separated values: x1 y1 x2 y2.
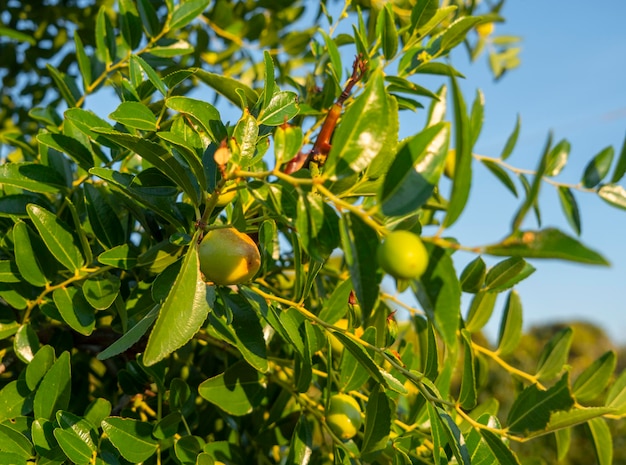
385 312 398 347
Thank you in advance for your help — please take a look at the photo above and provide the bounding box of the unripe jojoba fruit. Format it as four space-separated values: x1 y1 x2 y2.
377 231 429 280
198 228 261 285
326 394 363 440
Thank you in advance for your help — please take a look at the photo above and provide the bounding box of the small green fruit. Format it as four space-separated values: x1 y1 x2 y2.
198 228 261 285
377 231 429 280
326 394 363 440
444 148 456 179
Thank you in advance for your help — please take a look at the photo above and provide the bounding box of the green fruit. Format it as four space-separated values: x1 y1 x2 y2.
326 394 363 440
377 231 429 280
198 228 261 285
444 148 456 179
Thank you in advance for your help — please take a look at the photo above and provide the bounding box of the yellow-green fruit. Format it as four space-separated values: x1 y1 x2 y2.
326 394 363 440
377 231 429 280
444 149 456 178
198 228 261 285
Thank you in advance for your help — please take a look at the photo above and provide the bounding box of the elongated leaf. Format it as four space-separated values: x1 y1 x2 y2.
13 221 48 286
610 131 626 182
587 417 613 465
582 146 614 188
26 345 55 391
98 304 160 360
459 330 477 409
412 244 461 347
0 425 33 460
481 159 518 197
557 186 581 235
46 64 80 107
52 286 96 336
598 183 626 210
82 274 120 310
536 327 573 381
469 89 484 147
485 228 609 265
410 0 438 32
169 0 210 30
465 290 497 333
14 323 40 363
258 91 299 126
545 139 570 177
459 255 486 293
119 0 142 50
196 69 259 108
137 0 160 37
233 111 259 166
0 163 67 193
380 122 449 216
319 30 342 84
33 351 71 421
97 243 139 270
361 385 391 458
480 430 522 465
377 4 398 60
165 96 225 143
91 128 200 205
143 244 212 366
507 374 574 435
436 407 471 465
546 406 615 432
325 69 397 180
0 261 20 285
198 361 265 416
339 213 380 318
440 16 482 53
54 428 93 465
500 115 520 160
339 327 377 392
484 256 535 292
573 351 616 403
496 291 523 356
27 204 84 272
101 417 158 463
84 183 125 249
130 54 167 95
110 101 157 131
286 415 313 465
443 74 471 228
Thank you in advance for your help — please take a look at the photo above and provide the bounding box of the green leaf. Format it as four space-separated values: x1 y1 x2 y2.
137 0 161 37
233 111 259 166
74 31 92 88
459 256 486 293
53 428 92 465
143 244 212 366
587 417 612 465
582 146 614 188
573 351 616 403
377 3 398 60
469 89 484 147
440 16 483 53
101 417 158 463
258 91 299 126
380 122 449 216
607 370 626 414
361 385 391 458
496 291 523 356
598 183 626 210
13 323 39 363
339 213 380 318
410 0 439 32
0 260 20 284
84 183 125 249
109 101 157 131
319 30 342 83
27 204 84 272
546 406 615 432
273 123 303 167
0 423 33 459
435 407 471 465
97 243 139 270
485 228 609 265
296 192 340 261
52 287 96 336
165 96 225 143
98 304 160 361
46 64 81 107
0 163 67 193
150 39 195 56
339 327 377 392
25 345 55 391
286 415 313 465
195 69 259 109
610 131 626 182
412 244 461 348
555 427 571 461
465 290 497 333
92 128 200 205
13 221 48 286
130 55 168 95
198 360 265 416
557 186 581 235
507 374 574 435
84 398 111 430
484 256 535 292
119 0 142 50
33 351 71 421
443 74 471 228
545 139 570 177
169 0 210 30
481 159 518 197
480 429 522 465
175 435 204 464
32 418 65 464
262 51 275 110
82 274 120 310
499 115 520 160
459 330 477 409
325 69 397 180
536 327 573 381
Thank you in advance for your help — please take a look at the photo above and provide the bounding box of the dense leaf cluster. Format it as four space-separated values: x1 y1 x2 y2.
1 0 625 464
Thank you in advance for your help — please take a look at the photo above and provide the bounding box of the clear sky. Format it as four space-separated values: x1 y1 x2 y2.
443 1 626 342
82 1 626 342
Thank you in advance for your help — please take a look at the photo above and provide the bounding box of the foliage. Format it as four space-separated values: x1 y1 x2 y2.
1 0 626 464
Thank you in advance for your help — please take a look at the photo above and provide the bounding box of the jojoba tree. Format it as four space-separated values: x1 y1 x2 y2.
1 1 625 464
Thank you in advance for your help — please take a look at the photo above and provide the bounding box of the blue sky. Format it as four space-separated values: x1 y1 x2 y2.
443 1 626 342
